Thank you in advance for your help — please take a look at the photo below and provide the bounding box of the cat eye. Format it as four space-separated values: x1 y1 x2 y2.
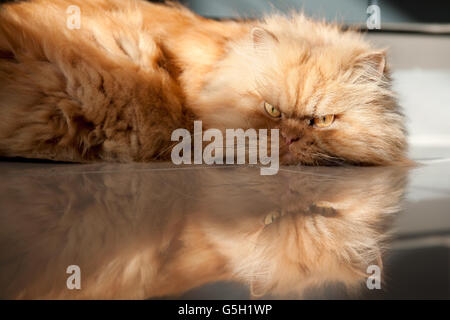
313 114 335 128
263 210 281 225
264 102 281 118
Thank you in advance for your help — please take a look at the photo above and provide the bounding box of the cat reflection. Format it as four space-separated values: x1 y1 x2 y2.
0 165 408 299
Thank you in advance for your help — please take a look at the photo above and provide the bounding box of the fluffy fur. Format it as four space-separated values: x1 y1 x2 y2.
0 0 408 165
0 165 408 299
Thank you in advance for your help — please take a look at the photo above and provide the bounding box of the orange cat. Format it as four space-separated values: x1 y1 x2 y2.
0 0 407 165
0 164 408 299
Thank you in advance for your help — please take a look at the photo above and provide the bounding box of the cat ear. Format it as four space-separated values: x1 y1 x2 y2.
251 27 278 51
356 51 387 77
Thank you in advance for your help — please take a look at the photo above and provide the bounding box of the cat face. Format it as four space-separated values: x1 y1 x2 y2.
252 27 407 166
196 15 408 166
194 166 408 298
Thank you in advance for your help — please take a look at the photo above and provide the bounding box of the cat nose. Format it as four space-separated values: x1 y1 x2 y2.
281 132 301 145
286 136 300 145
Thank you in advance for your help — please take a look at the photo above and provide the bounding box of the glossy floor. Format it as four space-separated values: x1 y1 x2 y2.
0 153 448 299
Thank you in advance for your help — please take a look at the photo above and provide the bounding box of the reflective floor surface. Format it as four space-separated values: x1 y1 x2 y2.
0 155 449 299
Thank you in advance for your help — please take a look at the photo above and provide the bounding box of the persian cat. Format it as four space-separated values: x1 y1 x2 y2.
0 165 408 299
0 0 407 165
